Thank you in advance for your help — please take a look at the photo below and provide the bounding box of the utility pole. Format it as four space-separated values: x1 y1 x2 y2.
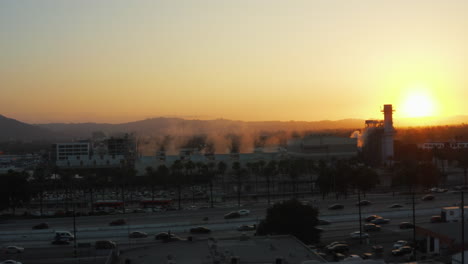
358 189 363 244
412 190 417 260
462 190 465 264
72 184 77 259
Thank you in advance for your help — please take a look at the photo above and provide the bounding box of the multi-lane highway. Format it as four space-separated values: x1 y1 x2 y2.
0 190 462 263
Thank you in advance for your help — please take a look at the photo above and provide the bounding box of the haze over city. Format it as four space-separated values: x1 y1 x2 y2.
1 0 467 124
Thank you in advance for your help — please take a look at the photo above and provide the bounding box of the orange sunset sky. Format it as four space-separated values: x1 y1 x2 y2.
1 0 467 124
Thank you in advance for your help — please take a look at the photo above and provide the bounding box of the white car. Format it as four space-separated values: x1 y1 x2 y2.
5 246 24 254
350 231 369 239
1 260 22 264
238 209 250 216
393 240 408 249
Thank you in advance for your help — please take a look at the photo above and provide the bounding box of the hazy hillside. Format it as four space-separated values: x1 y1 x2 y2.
0 115 57 142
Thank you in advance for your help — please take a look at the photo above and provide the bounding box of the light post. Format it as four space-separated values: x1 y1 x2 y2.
358 189 363 244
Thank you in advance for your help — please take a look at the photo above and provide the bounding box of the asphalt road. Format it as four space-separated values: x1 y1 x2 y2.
0 190 462 263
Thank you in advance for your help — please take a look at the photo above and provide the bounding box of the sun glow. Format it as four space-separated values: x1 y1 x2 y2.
400 88 438 118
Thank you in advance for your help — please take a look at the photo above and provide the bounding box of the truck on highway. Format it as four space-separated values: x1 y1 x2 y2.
441 206 468 222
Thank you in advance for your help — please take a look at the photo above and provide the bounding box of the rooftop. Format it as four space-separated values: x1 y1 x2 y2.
119 235 326 264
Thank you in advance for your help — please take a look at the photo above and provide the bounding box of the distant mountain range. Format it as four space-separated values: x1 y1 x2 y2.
2 114 468 143
0 115 364 142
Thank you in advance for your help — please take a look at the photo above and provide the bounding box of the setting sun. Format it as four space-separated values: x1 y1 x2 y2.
400 89 437 118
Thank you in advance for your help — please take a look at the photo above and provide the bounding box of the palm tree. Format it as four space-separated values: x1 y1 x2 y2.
184 160 196 204
231 161 247 208
263 160 277 205
217 161 227 193
170 160 184 210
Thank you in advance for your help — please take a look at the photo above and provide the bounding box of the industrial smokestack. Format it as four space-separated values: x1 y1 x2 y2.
382 104 395 164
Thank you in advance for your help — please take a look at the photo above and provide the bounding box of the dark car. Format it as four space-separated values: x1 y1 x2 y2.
327 244 349 253
365 215 381 222
318 219 331 225
389 204 403 208
109 219 126 226
422 194 435 201
95 240 116 249
372 245 384 253
430 215 443 223
51 238 70 245
328 204 344 210
371 218 390 224
237 225 256 231
155 232 175 240
224 211 241 219
327 241 347 248
356 200 372 206
399 222 414 229
392 246 413 256
32 223 49 230
363 223 381 231
190 226 211 234
129 231 148 238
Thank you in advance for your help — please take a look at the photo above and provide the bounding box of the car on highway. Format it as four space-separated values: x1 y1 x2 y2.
326 244 349 253
190 226 211 234
237 225 256 231
129 231 148 238
4 246 24 254
430 215 443 223
356 200 372 206
1 260 22 264
365 215 381 222
350 231 369 239
363 223 381 231
109 219 126 226
328 204 344 210
399 222 414 229
371 218 390 224
422 194 435 201
51 238 71 245
55 231 74 241
238 209 250 216
392 246 413 256
155 232 177 240
389 204 403 208
393 240 408 249
224 211 241 219
95 240 117 249
32 223 49 229
318 219 331 225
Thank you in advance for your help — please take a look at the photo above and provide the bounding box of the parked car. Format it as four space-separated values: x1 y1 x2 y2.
372 245 384 253
389 204 403 208
365 215 381 222
393 240 408 249
399 222 414 229
190 226 211 234
224 211 241 219
422 194 435 201
237 225 256 231
318 219 331 225
4 246 24 254
32 223 49 230
129 231 148 238
238 209 250 216
328 204 344 210
1 260 22 264
430 215 443 223
95 240 116 249
363 223 381 231
350 231 369 239
371 218 390 224
109 219 126 226
356 200 372 206
392 246 413 256
327 244 349 253
327 241 347 248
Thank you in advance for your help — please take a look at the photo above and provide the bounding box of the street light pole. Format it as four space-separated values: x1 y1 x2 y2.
412 189 416 260
462 190 465 264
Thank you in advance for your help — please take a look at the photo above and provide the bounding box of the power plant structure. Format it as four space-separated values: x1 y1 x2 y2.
361 104 395 166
